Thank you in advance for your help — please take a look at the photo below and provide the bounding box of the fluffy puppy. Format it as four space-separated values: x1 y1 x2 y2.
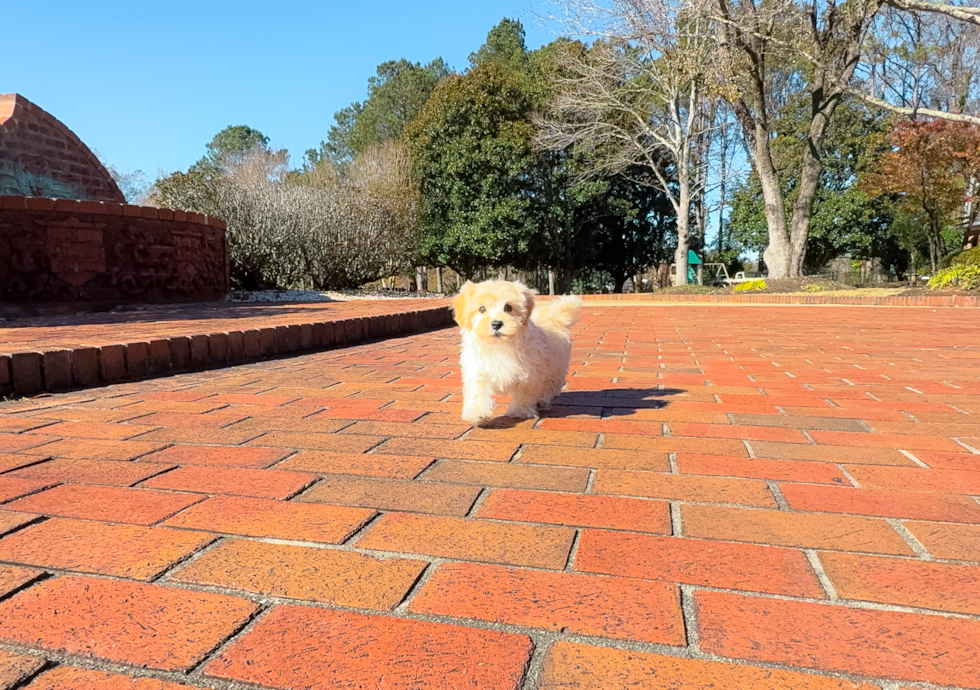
453 279 581 424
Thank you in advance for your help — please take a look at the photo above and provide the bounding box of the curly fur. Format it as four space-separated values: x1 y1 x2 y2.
452 280 581 424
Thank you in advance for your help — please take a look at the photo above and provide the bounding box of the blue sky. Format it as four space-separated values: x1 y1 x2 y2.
6 1 557 179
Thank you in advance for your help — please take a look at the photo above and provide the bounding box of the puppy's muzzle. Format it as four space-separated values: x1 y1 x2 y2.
491 320 504 331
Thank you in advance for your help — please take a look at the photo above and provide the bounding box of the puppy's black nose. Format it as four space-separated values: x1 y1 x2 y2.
491 320 504 331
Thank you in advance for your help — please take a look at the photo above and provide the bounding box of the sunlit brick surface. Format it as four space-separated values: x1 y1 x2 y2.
0 304 978 689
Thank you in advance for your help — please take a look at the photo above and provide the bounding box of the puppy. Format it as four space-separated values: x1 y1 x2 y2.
453 280 581 424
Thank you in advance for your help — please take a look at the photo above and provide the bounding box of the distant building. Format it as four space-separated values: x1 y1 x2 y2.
0 93 123 202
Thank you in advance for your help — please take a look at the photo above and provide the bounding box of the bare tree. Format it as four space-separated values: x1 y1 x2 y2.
536 0 719 285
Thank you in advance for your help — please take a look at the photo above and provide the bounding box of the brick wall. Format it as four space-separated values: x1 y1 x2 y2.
0 93 124 202
0 196 229 305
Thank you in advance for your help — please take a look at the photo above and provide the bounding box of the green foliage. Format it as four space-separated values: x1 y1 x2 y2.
194 126 270 173
728 97 898 272
951 246 980 266
928 264 980 290
406 21 676 286
318 58 450 165
468 18 528 71
734 279 767 292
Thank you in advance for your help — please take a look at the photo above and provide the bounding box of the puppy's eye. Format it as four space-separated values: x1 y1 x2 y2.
504 304 513 313
479 306 486 313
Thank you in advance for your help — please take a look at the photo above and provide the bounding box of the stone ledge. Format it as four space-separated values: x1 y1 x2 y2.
0 305 453 397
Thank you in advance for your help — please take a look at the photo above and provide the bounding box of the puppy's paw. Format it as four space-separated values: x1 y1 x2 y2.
505 405 540 420
462 407 495 425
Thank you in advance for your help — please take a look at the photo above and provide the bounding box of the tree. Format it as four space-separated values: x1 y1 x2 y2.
706 0 980 279
194 126 270 172
578 167 677 291
317 58 450 165
728 95 899 271
536 0 718 285
862 118 980 271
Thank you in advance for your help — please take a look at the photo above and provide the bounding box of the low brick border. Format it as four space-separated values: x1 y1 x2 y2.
576 293 980 307
0 305 453 397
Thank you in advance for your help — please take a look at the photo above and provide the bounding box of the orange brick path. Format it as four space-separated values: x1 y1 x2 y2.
0 304 977 689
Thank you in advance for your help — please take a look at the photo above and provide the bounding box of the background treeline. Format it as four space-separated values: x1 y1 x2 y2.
148 1 980 293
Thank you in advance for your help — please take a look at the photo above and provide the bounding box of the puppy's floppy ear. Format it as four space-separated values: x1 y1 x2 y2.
453 281 476 329
518 282 536 319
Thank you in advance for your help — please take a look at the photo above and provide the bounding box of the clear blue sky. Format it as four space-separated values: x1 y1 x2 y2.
6 1 556 179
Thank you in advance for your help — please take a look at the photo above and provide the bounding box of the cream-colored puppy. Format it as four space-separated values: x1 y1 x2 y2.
453 280 581 424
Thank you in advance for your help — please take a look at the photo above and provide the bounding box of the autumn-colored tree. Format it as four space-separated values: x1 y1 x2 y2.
864 119 980 272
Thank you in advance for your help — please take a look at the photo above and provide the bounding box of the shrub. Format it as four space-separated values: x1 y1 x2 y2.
734 279 767 292
928 264 980 290
153 143 419 290
951 246 980 266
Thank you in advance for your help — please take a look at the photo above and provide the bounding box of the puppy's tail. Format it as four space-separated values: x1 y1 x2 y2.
532 295 582 334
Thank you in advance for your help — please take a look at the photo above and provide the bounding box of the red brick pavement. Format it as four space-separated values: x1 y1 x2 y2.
0 304 977 689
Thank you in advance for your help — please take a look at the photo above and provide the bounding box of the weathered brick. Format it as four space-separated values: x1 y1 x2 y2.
677 453 849 484
681 504 913 555
904 521 980 561
411 562 684 644
98 344 126 382
539 642 878 690
696 590 980 688
141 465 314 499
358 512 575 569
169 336 190 371
204 605 533 689
189 334 209 367
422 460 589 492
25 438 165 460
0 649 45 689
376 437 520 462
575 529 824 597
6 485 202 525
9 458 170 486
275 451 433 477
148 339 171 374
26 666 209 690
30 420 156 440
0 565 43 598
0 518 214 579
164 494 374 543
0 576 257 671
594 469 777 507
41 349 72 391
518 444 670 471
780 482 980 523
10 352 43 395
125 341 150 378
819 551 980 615
173 538 426 609
478 488 671 533
298 475 480 515
140 444 288 468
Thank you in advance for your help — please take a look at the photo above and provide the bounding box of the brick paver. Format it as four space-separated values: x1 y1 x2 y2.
0 303 978 688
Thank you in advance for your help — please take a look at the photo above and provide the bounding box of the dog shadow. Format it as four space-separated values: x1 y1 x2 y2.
481 387 685 429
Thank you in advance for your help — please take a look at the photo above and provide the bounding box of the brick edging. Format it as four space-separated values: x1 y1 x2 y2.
0 306 453 398
0 195 227 229
576 293 980 307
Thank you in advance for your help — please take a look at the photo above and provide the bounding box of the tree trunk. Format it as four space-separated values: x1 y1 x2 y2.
755 143 793 278
435 267 443 293
548 270 556 296
415 266 427 293
674 175 691 285
497 268 507 281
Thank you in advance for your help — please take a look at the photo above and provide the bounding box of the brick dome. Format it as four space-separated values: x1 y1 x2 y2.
0 93 124 202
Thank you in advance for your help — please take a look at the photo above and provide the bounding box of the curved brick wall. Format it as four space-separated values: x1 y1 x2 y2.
0 196 229 305
0 94 124 202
